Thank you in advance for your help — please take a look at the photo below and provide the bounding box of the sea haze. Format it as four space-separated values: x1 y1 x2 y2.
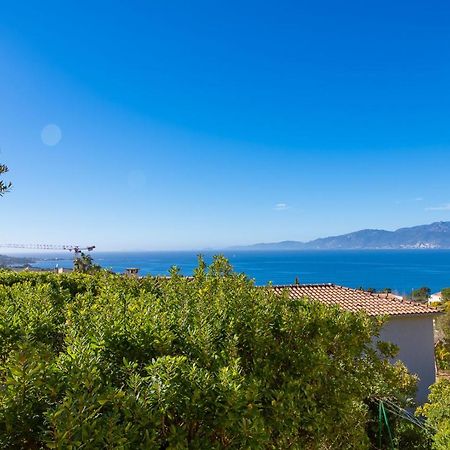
28 249 450 295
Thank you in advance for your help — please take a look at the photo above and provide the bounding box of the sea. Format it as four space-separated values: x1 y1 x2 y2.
26 249 450 296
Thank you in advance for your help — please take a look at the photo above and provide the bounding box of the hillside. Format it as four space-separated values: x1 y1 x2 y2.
235 221 450 250
0 254 35 267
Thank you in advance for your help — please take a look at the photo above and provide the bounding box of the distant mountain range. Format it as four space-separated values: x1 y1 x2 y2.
233 222 450 250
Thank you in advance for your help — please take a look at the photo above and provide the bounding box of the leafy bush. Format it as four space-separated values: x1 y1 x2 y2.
410 287 431 303
435 342 450 371
441 288 450 304
434 294 450 371
0 258 417 448
419 380 450 449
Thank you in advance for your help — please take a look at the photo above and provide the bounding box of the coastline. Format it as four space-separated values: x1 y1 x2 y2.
18 249 450 294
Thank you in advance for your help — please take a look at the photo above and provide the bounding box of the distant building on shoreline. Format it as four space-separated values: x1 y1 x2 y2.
428 291 443 305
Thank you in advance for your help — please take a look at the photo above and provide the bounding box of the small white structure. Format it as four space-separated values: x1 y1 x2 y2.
428 292 443 305
272 283 441 404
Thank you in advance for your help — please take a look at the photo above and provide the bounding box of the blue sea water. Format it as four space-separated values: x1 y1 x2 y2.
28 249 450 296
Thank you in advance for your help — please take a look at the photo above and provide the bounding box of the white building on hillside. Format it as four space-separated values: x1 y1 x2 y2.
428 292 443 305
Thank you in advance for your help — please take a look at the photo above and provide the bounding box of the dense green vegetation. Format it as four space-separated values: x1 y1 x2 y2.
441 288 450 303
435 291 450 372
410 287 432 303
0 258 421 448
420 381 450 449
73 251 101 273
421 287 450 448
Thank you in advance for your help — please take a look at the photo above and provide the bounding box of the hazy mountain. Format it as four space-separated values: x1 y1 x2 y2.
0 254 35 267
234 222 450 250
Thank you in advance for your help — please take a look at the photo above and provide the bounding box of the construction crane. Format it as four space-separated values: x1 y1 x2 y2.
0 244 95 258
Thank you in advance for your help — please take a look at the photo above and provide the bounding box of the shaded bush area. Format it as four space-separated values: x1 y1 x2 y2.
0 258 417 449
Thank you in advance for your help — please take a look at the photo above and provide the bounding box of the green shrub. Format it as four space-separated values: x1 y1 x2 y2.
0 258 416 448
419 380 450 449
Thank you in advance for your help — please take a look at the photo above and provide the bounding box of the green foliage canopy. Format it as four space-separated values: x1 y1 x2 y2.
0 258 416 449
411 287 432 302
434 288 450 371
419 380 450 449
441 288 450 304
73 251 101 273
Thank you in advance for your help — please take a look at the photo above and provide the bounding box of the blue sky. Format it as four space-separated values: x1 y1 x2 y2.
1 1 450 250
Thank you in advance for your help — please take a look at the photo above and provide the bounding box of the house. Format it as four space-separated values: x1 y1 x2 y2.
428 292 443 305
271 283 441 404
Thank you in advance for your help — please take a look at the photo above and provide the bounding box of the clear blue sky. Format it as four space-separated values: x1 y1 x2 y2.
1 1 450 250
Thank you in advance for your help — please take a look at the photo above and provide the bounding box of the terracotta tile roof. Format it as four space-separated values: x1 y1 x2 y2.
270 283 440 317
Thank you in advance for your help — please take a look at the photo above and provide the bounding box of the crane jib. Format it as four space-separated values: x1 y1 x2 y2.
0 244 96 252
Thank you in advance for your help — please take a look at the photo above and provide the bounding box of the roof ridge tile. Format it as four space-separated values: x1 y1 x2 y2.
269 284 440 317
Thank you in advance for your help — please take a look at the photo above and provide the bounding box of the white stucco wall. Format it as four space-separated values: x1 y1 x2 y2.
379 315 436 404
